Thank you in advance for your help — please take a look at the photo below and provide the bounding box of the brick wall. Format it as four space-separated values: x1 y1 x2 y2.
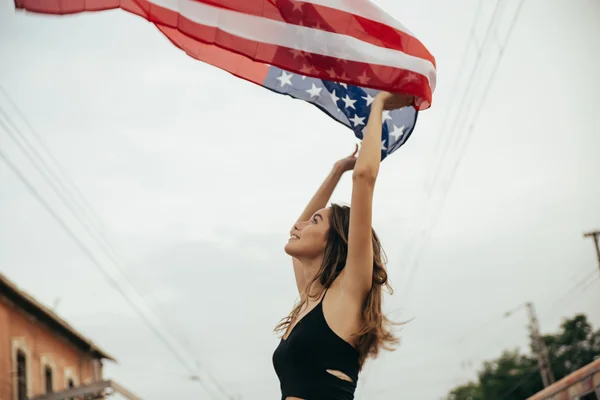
0 297 101 400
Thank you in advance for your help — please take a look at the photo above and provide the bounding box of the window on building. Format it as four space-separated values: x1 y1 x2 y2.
580 391 599 400
16 350 27 400
67 378 75 400
44 365 54 393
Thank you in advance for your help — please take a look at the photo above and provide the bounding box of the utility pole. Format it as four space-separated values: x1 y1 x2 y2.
526 302 555 387
584 231 600 271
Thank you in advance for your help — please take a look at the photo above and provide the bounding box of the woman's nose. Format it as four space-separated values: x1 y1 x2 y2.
295 221 308 230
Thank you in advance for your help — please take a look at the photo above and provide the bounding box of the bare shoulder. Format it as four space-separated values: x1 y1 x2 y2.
322 273 363 346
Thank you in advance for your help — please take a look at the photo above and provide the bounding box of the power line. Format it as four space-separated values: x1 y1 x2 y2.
0 86 107 233
0 86 236 399
357 301 530 400
409 0 521 276
464 267 599 362
539 268 600 319
392 0 509 298
0 88 235 398
431 0 486 155
430 0 505 156
386 264 598 375
427 0 509 189
400 302 526 363
448 269 599 397
580 273 600 293
380 13 511 380
399 0 528 305
372 264 599 397
0 139 202 382
400 0 527 294
393 0 500 260
490 273 600 399
0 110 231 399
368 265 599 399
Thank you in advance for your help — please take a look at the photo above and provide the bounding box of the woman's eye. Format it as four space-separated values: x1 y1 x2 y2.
312 218 318 224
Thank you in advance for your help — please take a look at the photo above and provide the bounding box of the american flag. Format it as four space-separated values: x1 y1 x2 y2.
15 0 436 158
265 67 419 159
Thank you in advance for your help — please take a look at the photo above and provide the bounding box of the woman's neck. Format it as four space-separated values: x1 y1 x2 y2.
306 280 326 298
299 257 325 297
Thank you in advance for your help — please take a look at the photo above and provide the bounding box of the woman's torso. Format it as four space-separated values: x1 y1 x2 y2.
272 287 361 400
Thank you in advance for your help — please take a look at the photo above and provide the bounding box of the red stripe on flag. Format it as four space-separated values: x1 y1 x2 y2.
197 0 436 68
156 25 270 85
14 0 433 109
155 2 432 109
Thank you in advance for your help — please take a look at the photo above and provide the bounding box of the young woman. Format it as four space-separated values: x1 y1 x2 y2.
272 91 415 400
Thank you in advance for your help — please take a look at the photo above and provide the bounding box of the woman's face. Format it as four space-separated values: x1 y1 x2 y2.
284 207 331 260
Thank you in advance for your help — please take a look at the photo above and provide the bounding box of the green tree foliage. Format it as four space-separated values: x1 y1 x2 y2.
446 314 600 400
544 314 600 379
447 381 483 400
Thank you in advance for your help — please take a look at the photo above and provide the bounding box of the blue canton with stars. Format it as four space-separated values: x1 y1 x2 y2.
263 66 419 160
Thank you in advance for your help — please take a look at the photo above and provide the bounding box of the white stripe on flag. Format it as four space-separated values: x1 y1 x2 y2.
149 0 437 91
298 0 416 38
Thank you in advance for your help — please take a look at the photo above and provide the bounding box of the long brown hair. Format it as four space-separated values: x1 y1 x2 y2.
274 203 399 368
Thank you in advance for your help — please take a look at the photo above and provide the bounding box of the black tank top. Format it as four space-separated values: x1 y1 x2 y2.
272 289 360 400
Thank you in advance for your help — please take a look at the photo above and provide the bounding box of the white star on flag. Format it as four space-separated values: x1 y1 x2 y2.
349 114 365 127
17 0 430 164
390 125 405 141
329 89 340 104
362 93 375 106
381 140 387 151
306 84 322 98
276 71 293 87
342 94 357 109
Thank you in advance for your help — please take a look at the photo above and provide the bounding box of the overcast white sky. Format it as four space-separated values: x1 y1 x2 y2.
1 0 599 399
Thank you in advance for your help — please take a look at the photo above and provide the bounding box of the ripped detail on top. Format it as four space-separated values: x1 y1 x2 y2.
326 369 354 383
